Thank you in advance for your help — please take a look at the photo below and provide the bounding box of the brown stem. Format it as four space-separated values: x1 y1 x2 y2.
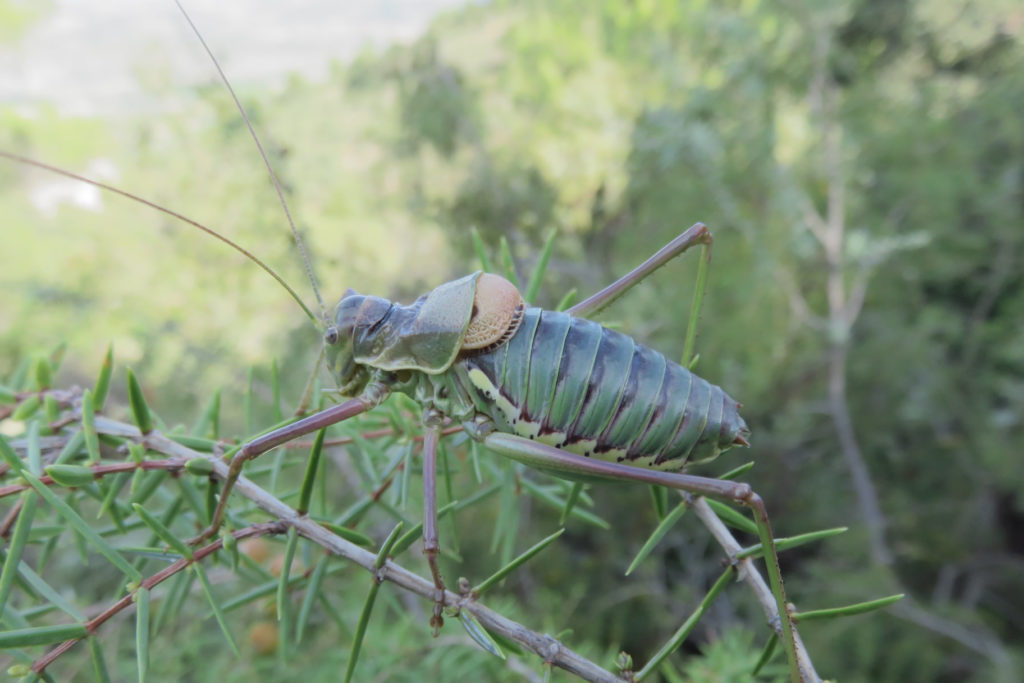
0 496 25 538
0 460 189 500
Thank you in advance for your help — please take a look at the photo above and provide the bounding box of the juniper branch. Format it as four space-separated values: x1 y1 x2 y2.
31 523 285 674
88 415 624 683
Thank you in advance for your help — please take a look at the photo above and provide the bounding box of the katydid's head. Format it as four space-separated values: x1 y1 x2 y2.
324 273 526 395
324 290 390 396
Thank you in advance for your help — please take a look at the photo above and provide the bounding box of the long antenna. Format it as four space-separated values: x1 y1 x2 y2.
173 0 329 324
0 151 319 324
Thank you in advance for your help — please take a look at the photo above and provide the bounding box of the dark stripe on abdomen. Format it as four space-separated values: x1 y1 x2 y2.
599 345 667 455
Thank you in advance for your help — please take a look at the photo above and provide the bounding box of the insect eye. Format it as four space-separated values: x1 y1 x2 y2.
324 326 340 345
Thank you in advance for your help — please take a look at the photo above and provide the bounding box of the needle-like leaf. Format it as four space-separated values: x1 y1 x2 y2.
470 226 494 273
297 429 326 515
0 624 89 648
625 501 688 576
499 236 520 288
738 527 848 560
524 229 557 303
459 610 506 660
132 504 192 559
705 499 758 536
135 587 150 683
92 344 114 411
559 481 585 525
125 369 153 435
194 563 239 656
295 555 329 644
635 567 734 680
345 523 404 683
45 465 96 488
22 469 142 582
794 594 904 622
82 389 101 463
473 528 565 594
89 636 112 683
277 526 300 622
0 491 38 616
751 634 778 676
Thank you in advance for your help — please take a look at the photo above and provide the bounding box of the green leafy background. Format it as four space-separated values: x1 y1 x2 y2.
1 0 1022 680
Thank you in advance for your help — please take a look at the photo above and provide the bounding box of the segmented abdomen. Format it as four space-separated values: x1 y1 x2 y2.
453 308 749 471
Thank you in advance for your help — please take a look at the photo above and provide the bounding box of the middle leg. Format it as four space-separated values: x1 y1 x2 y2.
420 411 446 633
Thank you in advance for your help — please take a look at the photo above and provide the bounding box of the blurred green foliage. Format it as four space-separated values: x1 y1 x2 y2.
1 0 1022 680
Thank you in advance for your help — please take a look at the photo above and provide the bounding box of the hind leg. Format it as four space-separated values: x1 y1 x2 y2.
568 222 712 366
479 432 814 683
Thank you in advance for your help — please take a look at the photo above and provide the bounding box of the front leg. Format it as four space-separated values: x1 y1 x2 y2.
189 388 386 546
420 409 446 634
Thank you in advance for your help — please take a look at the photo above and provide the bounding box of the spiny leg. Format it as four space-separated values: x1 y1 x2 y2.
189 389 387 546
568 222 713 365
480 432 811 683
420 411 446 633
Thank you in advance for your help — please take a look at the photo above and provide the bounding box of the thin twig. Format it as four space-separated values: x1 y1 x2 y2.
0 460 188 499
0 496 25 538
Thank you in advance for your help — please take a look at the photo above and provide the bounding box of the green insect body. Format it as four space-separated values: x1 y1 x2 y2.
326 271 750 472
